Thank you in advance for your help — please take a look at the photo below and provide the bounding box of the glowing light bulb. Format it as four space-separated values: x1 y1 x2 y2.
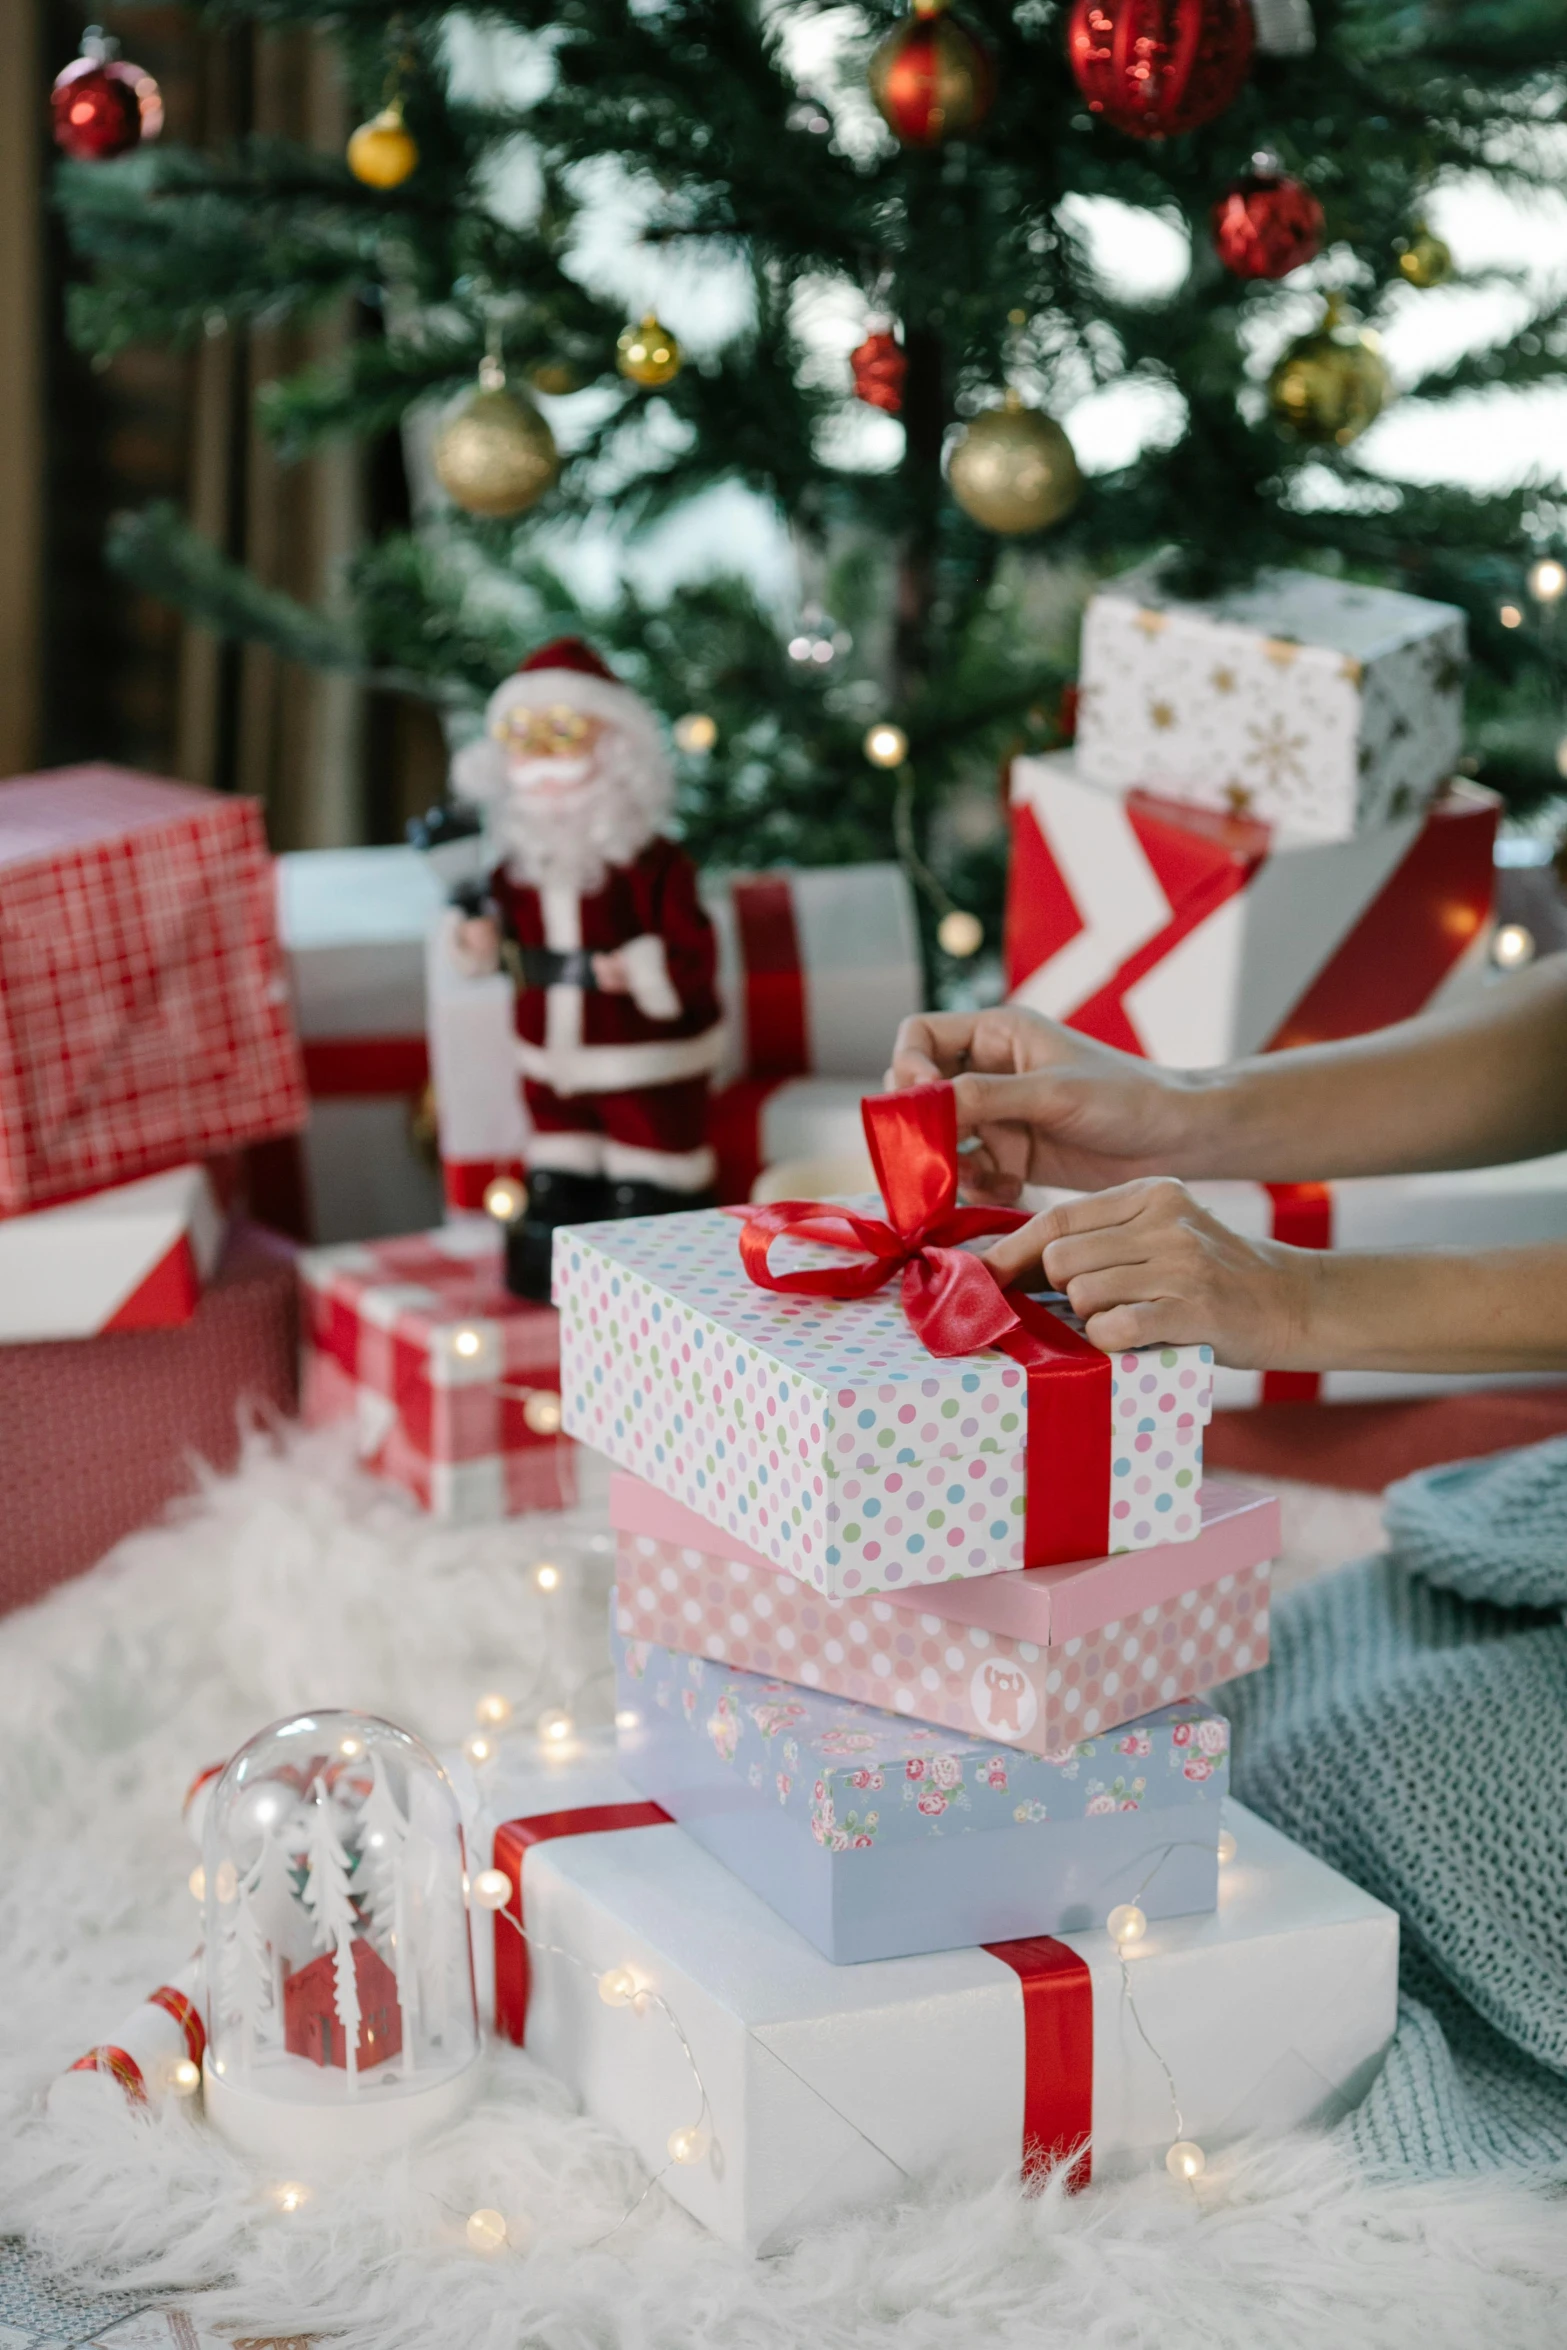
475 1691 513 1728
1556 737 1567 782
464 1733 493 1765
937 909 984 959
598 1966 638 2007
452 1327 484 1360
523 1390 563 1435
1166 2139 1207 2182
535 1562 561 1592
470 1867 512 1910
1217 1828 1237 1865
1529 558 1567 603
537 1707 574 1745
1107 1902 1147 1947
1493 922 1536 971
1499 604 1524 629
214 1858 239 1904
189 1864 206 1902
483 1176 526 1224
674 713 718 754
466 2207 508 2252
863 722 909 769
615 1707 640 1732
339 1734 363 1757
272 2182 310 2213
668 2122 710 2165
170 2057 201 2096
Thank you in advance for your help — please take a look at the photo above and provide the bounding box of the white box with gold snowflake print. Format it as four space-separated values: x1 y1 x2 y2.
1075 559 1467 844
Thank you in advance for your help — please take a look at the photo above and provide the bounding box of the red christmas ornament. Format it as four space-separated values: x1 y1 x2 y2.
1211 170 1323 279
1067 0 1253 139
51 46 164 162
851 331 907 415
868 1 995 150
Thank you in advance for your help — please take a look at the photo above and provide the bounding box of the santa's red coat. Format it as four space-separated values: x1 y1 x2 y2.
489 837 723 1100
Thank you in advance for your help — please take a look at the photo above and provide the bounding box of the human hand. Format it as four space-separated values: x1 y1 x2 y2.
451 913 501 977
888 1005 1212 1202
982 1177 1315 1367
591 950 630 994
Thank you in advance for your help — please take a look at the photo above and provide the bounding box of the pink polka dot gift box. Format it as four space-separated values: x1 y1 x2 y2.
554 1204 1216 1601
611 1472 1276 1758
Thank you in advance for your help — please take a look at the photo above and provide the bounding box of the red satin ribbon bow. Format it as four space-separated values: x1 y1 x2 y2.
733 1083 1113 1568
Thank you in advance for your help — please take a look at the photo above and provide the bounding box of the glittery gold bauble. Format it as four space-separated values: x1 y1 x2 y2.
868 0 995 148
347 102 419 189
527 360 582 397
433 382 559 517
616 313 683 388
1397 228 1454 289
1267 297 1390 448
947 390 1081 535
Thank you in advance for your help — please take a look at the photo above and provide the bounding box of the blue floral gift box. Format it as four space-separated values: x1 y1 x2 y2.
612 1624 1228 1964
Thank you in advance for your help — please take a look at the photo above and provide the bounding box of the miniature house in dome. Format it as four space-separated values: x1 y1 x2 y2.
201 1709 479 2160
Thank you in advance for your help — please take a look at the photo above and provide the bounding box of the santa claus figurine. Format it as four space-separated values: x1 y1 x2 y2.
448 637 723 1299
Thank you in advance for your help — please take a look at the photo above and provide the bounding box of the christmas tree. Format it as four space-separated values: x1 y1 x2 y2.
54 1 1567 972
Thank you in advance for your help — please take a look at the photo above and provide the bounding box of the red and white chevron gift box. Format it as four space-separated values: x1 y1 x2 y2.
0 1162 227 1341
300 1226 575 1520
0 767 306 1215
1005 753 1497 1067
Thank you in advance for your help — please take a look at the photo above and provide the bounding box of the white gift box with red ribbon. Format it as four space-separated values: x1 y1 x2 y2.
1005 755 1497 1069
453 1736 1397 2253
429 862 922 1210
0 1163 227 1341
270 847 447 1242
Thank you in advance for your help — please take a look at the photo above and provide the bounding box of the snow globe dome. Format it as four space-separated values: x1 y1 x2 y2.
202 1709 480 2161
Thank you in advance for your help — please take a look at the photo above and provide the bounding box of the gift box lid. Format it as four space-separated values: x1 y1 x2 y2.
616 1627 1229 1846
557 1206 1212 1501
1094 557 1466 665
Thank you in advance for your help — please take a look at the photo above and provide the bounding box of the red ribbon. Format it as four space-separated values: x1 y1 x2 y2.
734 877 809 1080
986 1934 1094 2190
68 2045 147 2102
732 1084 1113 1568
1262 1183 1333 1404
149 1983 206 2069
492 1802 671 2045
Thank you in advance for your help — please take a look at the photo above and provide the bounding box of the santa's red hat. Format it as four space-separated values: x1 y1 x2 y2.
516 636 617 684
449 632 671 814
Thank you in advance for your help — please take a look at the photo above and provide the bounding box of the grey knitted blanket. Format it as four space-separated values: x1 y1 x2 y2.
1221 1436 1567 2179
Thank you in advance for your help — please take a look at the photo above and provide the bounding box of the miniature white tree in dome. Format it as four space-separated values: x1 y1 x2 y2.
360 1748 415 2077
301 1774 363 2092
202 1708 480 2161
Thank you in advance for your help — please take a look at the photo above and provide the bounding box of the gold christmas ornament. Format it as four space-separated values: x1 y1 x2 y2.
946 389 1082 535
347 101 419 189
1397 227 1454 289
937 908 984 958
527 360 582 397
616 313 683 388
1267 296 1390 449
434 358 560 518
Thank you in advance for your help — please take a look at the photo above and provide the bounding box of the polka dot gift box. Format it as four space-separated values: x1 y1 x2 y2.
611 1472 1275 1759
554 1205 1215 1602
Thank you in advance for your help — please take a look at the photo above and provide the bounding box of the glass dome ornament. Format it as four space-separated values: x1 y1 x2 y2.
202 1710 480 2161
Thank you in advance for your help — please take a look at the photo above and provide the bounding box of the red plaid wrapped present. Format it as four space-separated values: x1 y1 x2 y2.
300 1228 575 1521
0 766 306 1215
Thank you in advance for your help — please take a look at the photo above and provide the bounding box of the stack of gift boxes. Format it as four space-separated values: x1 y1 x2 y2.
456 1094 1399 2253
1005 557 1567 1406
0 767 308 1610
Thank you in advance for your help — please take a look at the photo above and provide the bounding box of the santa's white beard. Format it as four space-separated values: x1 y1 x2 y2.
495 733 666 895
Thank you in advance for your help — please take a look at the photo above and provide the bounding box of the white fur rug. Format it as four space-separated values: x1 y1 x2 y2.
3 1428 1565 2350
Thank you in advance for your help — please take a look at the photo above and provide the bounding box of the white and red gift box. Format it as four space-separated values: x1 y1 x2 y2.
0 1161 227 1341
428 861 923 1211
0 1223 299 1615
1005 754 1496 1068
610 1471 1275 1754
300 1226 575 1521
0 766 307 1215
268 846 446 1242
455 1736 1397 2253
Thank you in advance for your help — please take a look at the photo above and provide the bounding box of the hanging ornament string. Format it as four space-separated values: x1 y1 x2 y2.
860 728 984 957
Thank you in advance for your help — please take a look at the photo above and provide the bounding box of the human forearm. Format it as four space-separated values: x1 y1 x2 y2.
1165 954 1567 1183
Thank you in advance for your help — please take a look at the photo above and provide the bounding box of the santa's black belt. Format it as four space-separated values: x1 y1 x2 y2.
506 943 598 989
